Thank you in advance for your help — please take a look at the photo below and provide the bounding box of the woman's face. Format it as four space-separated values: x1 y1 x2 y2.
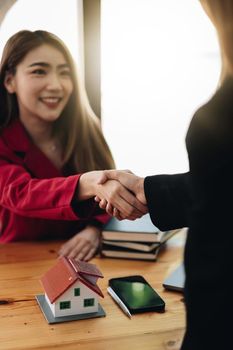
4 44 73 124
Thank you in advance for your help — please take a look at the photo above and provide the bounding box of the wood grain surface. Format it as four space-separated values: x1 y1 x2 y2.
0 231 186 350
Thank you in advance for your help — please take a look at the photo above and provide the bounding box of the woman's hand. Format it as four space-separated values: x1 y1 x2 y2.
95 170 148 219
98 170 147 205
78 171 147 220
95 179 147 220
58 225 101 261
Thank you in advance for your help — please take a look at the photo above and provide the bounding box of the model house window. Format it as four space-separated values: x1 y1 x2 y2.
74 288 80 296
60 301 71 310
84 298 95 307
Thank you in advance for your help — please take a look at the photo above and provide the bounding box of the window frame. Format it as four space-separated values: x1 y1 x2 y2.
59 301 71 310
74 287 80 297
84 298 95 307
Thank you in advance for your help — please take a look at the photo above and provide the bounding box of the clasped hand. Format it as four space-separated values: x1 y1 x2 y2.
95 169 148 220
60 170 148 262
78 169 148 220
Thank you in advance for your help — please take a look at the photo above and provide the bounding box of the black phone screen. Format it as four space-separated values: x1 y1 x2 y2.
109 275 165 313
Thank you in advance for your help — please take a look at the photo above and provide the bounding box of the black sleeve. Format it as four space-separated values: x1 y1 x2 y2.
71 196 106 227
144 172 191 231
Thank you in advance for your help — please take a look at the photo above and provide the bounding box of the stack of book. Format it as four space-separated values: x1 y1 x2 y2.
100 214 179 261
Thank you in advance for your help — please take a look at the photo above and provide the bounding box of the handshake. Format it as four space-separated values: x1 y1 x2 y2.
78 170 148 221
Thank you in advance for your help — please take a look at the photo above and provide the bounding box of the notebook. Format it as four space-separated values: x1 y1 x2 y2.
163 263 185 292
102 214 160 242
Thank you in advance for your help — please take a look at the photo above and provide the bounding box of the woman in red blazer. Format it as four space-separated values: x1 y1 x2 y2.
0 30 146 260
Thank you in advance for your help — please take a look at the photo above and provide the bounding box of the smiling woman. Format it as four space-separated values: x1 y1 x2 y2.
4 44 74 169
0 30 127 261
5 45 73 125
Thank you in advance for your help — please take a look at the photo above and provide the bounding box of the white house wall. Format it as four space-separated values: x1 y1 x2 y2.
45 293 55 315
46 280 99 317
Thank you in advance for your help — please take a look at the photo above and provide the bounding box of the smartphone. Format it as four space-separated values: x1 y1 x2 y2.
108 275 165 314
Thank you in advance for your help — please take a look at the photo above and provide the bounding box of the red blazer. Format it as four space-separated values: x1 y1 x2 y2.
0 119 109 242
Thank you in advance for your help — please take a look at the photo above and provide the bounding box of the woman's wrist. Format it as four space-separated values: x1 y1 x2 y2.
77 173 93 201
77 172 101 201
86 225 101 236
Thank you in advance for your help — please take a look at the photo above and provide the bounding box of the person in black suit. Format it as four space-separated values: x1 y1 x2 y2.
95 0 233 348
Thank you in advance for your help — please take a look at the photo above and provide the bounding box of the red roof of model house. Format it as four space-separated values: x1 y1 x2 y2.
41 257 104 303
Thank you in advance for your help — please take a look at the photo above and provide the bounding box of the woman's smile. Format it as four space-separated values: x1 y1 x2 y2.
39 96 63 109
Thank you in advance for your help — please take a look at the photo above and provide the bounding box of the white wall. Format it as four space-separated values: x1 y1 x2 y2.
0 0 83 74
101 0 221 176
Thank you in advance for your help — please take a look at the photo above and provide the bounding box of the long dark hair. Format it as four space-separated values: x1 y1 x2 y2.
0 30 115 172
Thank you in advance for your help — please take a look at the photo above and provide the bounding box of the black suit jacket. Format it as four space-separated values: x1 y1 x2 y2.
144 77 233 349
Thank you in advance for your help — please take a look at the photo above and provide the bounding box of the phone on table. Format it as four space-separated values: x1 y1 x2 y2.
108 275 165 314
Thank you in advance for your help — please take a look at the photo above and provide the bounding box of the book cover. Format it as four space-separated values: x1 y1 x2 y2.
100 244 160 261
102 230 179 252
102 214 161 242
102 240 160 252
101 243 159 253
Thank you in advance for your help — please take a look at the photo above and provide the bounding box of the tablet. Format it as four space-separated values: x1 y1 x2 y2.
163 263 185 292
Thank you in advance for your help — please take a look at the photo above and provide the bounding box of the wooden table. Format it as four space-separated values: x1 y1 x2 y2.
0 232 186 350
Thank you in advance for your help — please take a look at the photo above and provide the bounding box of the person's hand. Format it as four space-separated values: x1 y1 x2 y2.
58 225 101 261
95 170 147 217
78 170 147 220
99 170 147 204
95 179 148 220
77 171 107 201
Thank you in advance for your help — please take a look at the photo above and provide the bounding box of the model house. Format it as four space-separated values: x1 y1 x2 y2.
40 257 104 318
